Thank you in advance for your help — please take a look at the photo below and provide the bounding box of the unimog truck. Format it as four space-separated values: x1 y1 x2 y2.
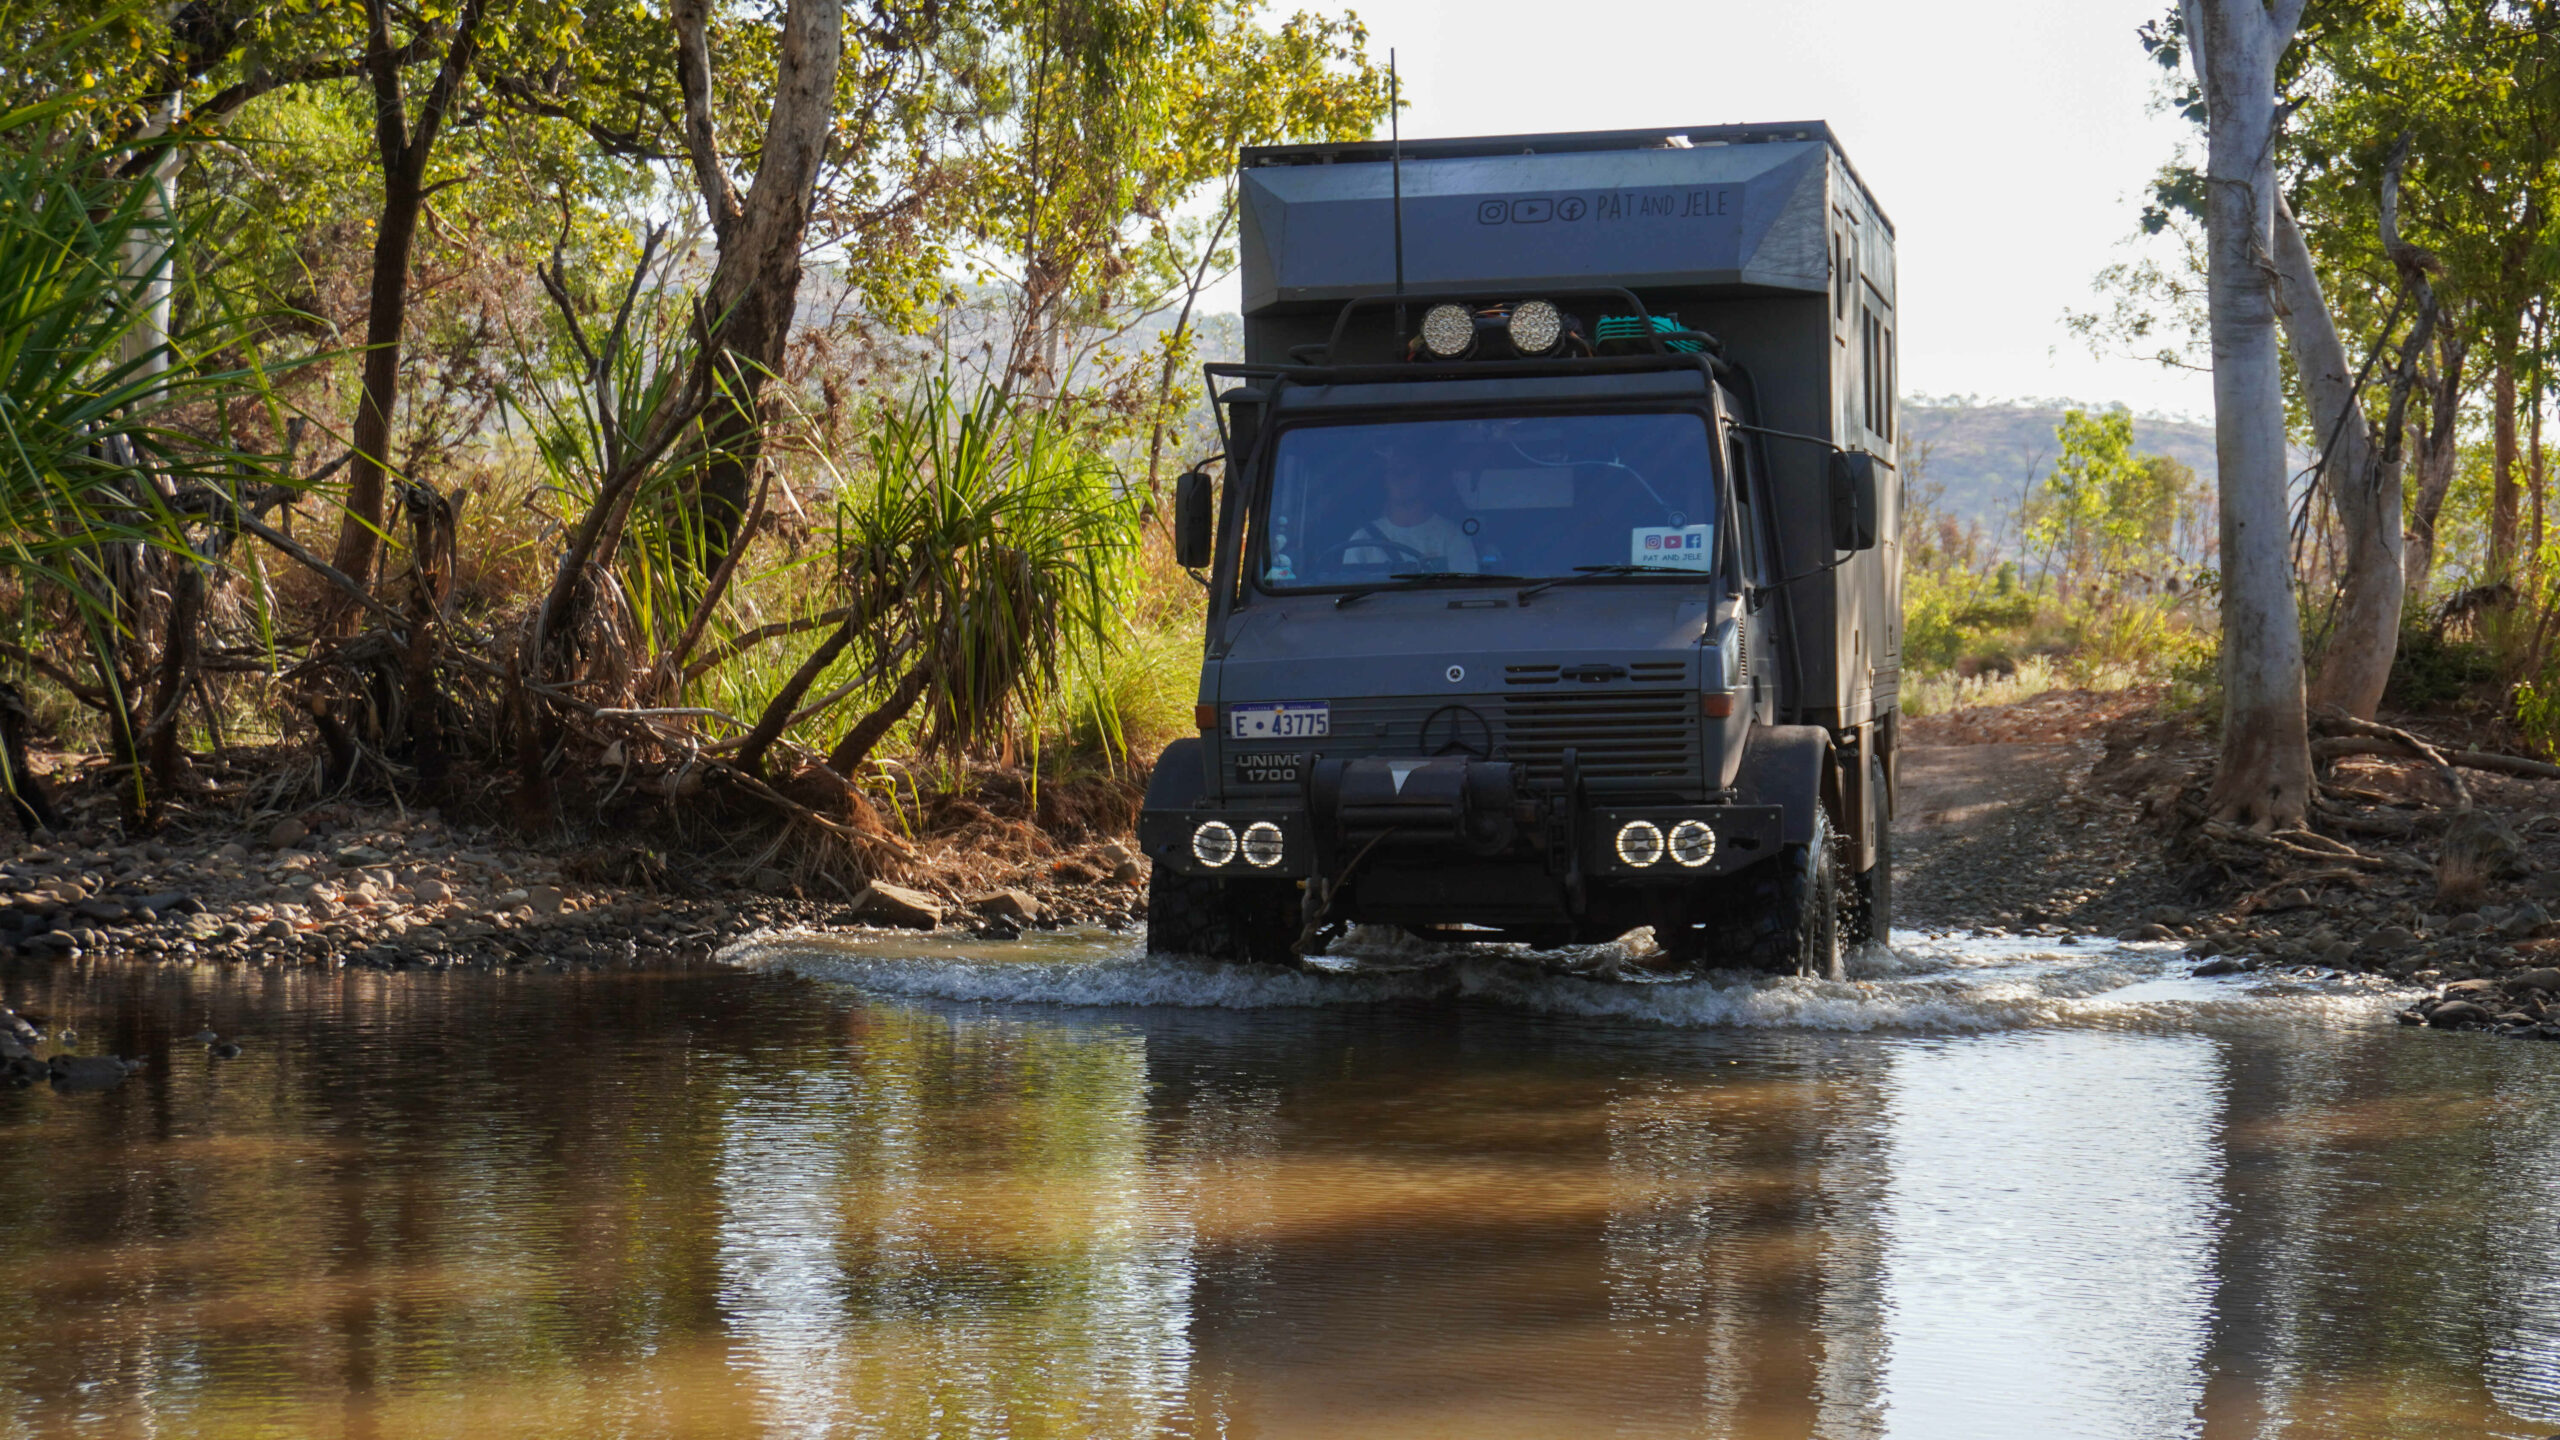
1137 122 1901 976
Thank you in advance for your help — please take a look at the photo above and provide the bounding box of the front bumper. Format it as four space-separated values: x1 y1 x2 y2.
1139 797 1782 883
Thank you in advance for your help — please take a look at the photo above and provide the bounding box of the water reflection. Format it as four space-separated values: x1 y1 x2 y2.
0 945 2555 1438
1878 1033 2220 1437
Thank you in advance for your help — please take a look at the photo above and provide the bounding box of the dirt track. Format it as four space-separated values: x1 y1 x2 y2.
1893 699 2184 935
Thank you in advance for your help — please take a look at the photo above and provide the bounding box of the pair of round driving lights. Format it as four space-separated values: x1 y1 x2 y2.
1419 299 1565 360
1613 818 1717 869
1193 819 1284 869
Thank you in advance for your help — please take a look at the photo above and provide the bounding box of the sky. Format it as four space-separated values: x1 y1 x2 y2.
1206 0 2212 419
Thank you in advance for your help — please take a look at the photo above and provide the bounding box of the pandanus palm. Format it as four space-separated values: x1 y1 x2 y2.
0 85 293 820
734 374 1136 778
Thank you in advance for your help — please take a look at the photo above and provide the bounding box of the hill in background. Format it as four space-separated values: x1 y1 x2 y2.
1900 396 2219 543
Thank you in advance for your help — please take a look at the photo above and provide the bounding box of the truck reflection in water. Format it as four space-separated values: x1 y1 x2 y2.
0 939 2553 1438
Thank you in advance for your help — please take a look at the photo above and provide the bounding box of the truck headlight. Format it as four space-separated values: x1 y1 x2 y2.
1192 821 1238 867
1668 819 1717 868
1507 299 1563 356
1241 821 1285 868
1614 819 1665 868
1420 303 1475 359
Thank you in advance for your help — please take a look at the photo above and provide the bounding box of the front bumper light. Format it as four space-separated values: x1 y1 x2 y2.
1668 819 1717 868
1614 819 1665 868
1240 821 1285 868
1192 820 1238 867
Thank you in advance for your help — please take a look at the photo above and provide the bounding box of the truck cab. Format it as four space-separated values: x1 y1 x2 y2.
1137 123 1900 975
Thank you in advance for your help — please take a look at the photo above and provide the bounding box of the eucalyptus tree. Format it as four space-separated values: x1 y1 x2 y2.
2282 2 2560 599
947 0 1385 401
2184 0 2316 828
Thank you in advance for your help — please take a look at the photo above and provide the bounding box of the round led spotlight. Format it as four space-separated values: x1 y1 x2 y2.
1191 820 1238 868
1614 819 1666 868
1668 819 1717 868
1420 303 1476 359
1507 298 1564 356
1240 820 1286 869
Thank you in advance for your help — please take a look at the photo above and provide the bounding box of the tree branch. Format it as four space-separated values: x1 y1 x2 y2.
672 0 743 240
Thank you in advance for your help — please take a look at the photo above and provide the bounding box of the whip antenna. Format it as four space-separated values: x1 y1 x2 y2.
1390 49 1406 349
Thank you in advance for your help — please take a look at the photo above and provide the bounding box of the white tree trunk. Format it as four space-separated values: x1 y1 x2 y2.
2188 0 2312 827
118 89 182 397
2272 195 2400 719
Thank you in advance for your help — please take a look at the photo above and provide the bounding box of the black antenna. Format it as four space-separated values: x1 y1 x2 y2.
1390 49 1406 349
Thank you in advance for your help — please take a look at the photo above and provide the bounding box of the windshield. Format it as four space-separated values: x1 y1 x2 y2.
1255 412 1719 589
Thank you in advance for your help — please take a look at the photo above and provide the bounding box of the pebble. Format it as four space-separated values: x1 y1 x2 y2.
267 818 308 849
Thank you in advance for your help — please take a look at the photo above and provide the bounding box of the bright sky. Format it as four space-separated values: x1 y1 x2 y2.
1208 0 2212 419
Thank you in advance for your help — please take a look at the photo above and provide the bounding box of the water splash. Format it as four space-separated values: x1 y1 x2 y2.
729 926 2413 1035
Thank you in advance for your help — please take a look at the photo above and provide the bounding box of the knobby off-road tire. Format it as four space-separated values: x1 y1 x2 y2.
1144 869 1300 965
1845 753 1894 948
1729 808 1846 980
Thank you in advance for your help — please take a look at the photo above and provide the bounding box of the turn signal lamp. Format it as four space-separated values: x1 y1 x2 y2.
1700 693 1735 719
1195 703 1218 730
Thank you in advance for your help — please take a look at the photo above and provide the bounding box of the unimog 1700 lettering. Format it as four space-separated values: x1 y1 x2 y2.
1138 122 1901 976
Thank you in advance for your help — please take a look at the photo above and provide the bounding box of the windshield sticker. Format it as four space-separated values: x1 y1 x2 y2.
1633 525 1713 569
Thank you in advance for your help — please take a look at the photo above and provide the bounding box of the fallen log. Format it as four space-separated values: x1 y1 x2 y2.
2309 707 2474 807
2311 737 2560 785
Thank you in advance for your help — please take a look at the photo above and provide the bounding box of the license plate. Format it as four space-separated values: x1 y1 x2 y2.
1228 701 1330 740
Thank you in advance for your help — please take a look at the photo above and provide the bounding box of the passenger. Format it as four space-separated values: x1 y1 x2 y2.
1345 452 1478 574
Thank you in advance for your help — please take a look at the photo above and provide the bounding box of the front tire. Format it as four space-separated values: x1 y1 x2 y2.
1144 869 1299 964
1733 808 1845 980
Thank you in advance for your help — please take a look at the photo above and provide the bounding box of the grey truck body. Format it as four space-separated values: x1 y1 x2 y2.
1139 122 1901 953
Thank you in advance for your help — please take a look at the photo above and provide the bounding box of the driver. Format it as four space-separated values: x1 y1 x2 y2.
1345 451 1478 574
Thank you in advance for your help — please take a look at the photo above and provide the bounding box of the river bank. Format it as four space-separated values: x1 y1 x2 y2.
1 683 2551 1051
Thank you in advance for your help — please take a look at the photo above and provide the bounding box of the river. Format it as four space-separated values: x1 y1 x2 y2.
0 931 2554 1438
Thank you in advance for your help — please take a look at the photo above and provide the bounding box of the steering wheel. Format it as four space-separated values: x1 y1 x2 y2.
1310 535 1430 570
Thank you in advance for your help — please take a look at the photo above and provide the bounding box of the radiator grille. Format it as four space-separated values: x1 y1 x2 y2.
1501 689 1698 785
1222 690 1702 792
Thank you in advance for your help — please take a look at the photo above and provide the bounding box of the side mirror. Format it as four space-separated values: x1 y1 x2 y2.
1173 470 1215 568
1829 451 1882 551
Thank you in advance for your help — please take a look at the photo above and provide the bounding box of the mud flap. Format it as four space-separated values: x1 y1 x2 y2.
1732 725 1833 848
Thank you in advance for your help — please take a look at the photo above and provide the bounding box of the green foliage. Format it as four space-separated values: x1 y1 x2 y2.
0 106 286 684
2386 620 2496 709
2515 672 2560 758
2023 409 2198 591
829 374 1141 761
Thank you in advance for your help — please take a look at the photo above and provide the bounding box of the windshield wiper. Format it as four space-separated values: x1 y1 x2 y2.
1515 564 1705 604
1334 572 1531 608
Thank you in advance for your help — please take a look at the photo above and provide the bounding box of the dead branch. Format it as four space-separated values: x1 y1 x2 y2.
2201 818 2429 873
2313 736 2560 786
683 607 854 680
2309 705 2475 806
0 641 110 709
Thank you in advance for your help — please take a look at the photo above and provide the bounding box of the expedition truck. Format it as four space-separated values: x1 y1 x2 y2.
1136 122 1901 976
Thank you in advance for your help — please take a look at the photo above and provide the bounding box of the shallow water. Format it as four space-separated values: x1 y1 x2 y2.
0 931 2554 1439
